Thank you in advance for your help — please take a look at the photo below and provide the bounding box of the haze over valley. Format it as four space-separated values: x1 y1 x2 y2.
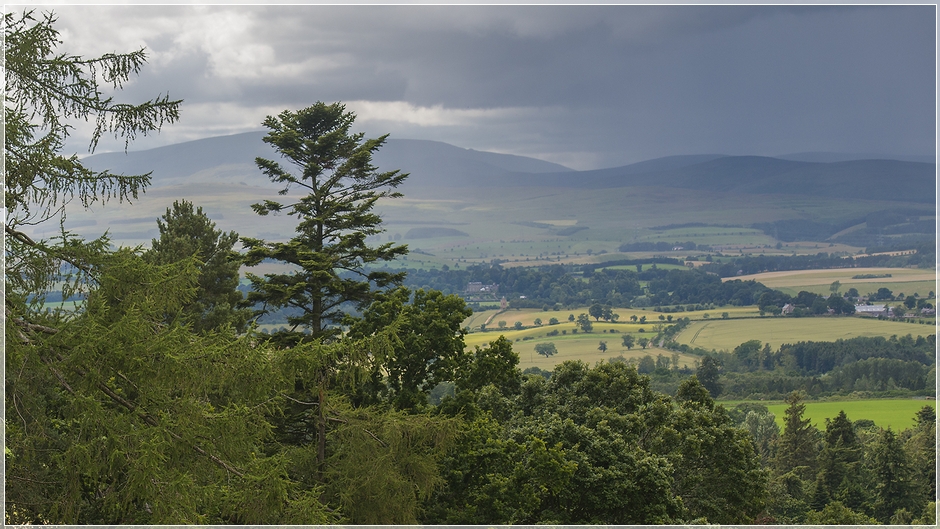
70 132 935 271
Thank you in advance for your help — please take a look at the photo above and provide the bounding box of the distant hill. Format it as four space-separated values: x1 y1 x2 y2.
68 133 936 251
775 152 935 164
83 133 934 204
83 133 573 188
489 155 935 204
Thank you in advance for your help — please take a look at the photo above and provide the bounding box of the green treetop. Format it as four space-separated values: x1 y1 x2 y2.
241 102 409 344
144 200 251 333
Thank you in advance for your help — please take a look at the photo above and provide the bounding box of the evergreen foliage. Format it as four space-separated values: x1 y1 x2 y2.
774 392 819 480
5 9 181 311
144 200 251 333
241 102 409 343
6 252 332 524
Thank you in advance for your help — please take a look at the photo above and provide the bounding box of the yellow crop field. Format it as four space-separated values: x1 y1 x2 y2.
729 267 936 298
466 324 700 371
675 316 935 352
463 305 761 332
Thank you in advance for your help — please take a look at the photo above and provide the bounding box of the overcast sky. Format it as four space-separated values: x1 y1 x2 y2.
31 2 938 170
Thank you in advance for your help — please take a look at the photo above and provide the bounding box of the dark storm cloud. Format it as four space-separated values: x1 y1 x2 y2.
47 4 935 169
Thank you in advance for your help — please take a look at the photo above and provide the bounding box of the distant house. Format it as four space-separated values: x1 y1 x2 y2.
781 303 795 315
855 304 888 317
465 282 500 303
466 282 498 294
921 307 936 316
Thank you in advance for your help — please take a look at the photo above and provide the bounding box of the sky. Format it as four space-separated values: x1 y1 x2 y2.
24 2 938 170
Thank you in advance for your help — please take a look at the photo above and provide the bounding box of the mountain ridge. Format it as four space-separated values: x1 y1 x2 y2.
81 133 936 204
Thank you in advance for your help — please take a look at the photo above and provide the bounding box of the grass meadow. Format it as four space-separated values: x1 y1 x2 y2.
720 399 937 432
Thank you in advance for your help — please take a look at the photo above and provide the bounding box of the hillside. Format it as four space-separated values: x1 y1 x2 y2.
52 134 934 258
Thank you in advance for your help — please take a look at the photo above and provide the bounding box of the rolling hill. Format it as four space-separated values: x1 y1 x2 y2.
48 133 933 257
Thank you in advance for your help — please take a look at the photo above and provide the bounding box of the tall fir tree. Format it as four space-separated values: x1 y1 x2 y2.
773 391 819 480
867 427 919 522
241 101 408 344
145 200 251 333
816 410 862 500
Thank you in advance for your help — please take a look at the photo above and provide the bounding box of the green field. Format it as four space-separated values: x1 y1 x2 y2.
675 316 935 352
723 399 937 432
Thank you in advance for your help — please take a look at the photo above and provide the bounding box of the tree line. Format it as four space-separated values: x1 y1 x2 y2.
663 335 936 401
399 262 778 310
700 246 935 278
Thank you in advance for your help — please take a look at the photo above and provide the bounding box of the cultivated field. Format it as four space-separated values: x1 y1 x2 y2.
730 267 936 298
464 324 700 371
675 316 935 352
464 305 762 332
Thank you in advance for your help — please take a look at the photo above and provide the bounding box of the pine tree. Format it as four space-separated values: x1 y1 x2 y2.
816 410 861 500
145 200 251 333
868 428 918 522
241 101 408 344
773 391 819 480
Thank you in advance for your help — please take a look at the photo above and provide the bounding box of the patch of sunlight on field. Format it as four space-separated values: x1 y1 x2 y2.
466 326 700 371
731 267 936 288
758 399 936 432
675 316 935 352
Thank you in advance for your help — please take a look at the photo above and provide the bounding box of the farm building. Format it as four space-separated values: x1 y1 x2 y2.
465 282 500 303
466 282 498 294
855 304 889 317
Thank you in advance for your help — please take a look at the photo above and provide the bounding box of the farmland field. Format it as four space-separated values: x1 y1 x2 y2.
675 316 935 352
721 399 937 432
464 305 763 333
464 324 699 371
730 267 936 298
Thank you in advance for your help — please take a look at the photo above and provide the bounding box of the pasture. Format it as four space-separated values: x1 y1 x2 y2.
733 399 937 432
675 316 935 352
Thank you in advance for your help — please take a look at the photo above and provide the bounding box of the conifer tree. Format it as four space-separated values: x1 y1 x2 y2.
816 410 861 500
867 428 919 522
4 11 333 523
241 101 409 344
5 9 181 313
145 200 251 333
774 391 819 480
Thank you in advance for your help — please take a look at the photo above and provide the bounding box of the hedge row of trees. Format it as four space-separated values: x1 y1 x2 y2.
700 245 935 278
400 262 779 309
664 335 936 400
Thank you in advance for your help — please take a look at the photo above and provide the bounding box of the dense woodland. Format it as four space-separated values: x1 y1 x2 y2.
5 11 936 525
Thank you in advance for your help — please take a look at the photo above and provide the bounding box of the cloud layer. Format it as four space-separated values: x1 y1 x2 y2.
42 4 936 169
